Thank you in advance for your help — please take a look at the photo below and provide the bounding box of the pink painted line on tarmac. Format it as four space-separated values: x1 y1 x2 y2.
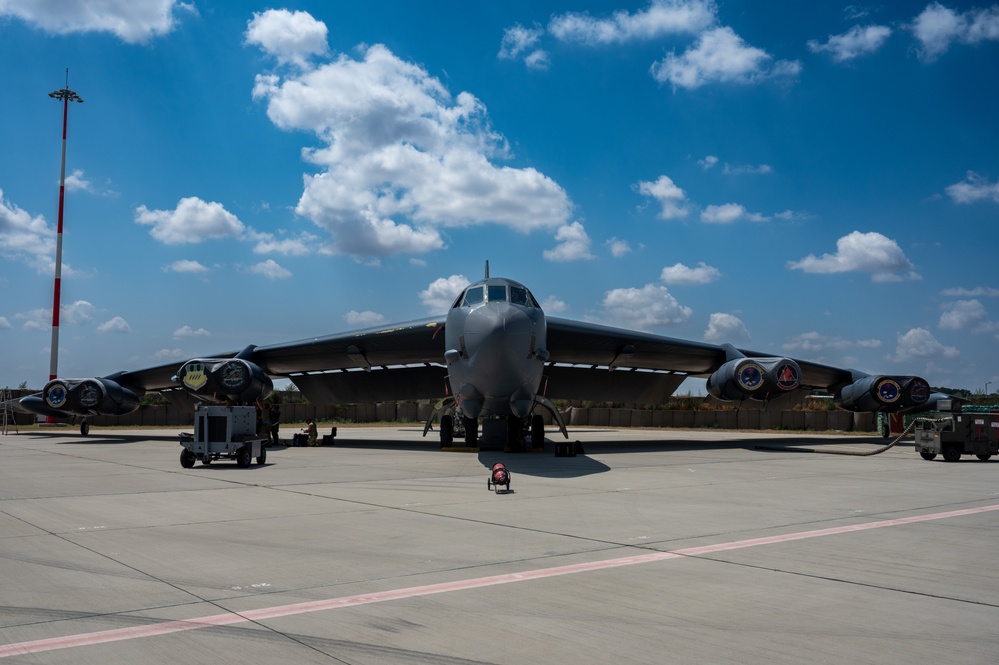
3 503 997 659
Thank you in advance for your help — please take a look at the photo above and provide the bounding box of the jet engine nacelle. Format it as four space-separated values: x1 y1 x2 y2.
834 375 930 412
706 357 802 403
175 358 273 403
42 378 140 416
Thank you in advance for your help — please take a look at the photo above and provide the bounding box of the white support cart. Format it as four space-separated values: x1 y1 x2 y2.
179 405 268 468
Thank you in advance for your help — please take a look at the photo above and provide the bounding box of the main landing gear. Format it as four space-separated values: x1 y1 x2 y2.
438 413 546 451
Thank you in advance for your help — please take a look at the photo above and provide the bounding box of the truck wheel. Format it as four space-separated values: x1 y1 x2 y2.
942 445 962 463
976 454 991 461
180 448 196 468
236 447 251 468
919 451 936 461
257 448 267 465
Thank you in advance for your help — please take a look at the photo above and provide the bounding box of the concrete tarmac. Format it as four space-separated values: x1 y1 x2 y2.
0 426 997 664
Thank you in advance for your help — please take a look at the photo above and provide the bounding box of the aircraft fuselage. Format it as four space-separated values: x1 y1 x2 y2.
443 278 547 422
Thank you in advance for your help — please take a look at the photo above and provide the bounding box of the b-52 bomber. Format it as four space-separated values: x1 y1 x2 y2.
10 265 944 448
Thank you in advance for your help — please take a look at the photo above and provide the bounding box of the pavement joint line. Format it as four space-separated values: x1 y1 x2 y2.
2 502 997 659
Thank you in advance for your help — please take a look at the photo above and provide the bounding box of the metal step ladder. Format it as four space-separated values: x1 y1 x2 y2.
2 387 19 435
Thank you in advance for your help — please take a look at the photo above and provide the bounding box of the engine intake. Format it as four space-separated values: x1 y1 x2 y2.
175 358 273 403
42 378 140 416
834 374 931 412
706 356 802 403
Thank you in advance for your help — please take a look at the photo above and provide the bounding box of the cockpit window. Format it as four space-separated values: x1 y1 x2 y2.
487 285 507 302
463 286 484 306
460 283 539 308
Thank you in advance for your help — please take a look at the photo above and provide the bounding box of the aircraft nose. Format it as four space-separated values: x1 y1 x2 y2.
465 303 533 346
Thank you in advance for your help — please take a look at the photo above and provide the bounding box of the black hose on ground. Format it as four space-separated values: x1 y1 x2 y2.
754 418 933 457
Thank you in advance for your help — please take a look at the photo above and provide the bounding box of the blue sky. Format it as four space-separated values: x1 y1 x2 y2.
1 1 997 395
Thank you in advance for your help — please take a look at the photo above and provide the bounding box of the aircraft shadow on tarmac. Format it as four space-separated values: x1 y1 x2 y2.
9 432 185 445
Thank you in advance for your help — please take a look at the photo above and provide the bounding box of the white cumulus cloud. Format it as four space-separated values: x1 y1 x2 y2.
0 188 55 273
945 171 999 204
807 24 892 62
248 259 291 280
887 327 959 362
660 261 721 285
783 331 882 353
548 0 716 45
173 325 210 338
939 299 998 333
544 222 594 262
651 26 801 90
636 175 689 219
911 2 999 60
97 316 131 333
165 259 210 273
499 23 549 69
599 284 692 331
704 312 750 344
941 286 999 297
420 274 469 311
244 9 329 69
0 0 191 43
702 203 745 223
248 18 573 259
788 231 919 281
344 310 386 327
135 197 244 245
606 237 632 258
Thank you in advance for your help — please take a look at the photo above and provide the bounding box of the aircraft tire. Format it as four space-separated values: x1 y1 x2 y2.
531 415 545 449
464 417 478 447
440 415 453 448
81 421 90 436
506 416 522 452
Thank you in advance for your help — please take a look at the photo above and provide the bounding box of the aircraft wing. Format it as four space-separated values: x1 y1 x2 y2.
541 317 853 404
14 308 932 422
84 315 855 406
245 316 448 404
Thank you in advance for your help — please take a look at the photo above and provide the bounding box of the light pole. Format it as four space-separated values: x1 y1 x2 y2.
47 70 83 387
987 382 992 396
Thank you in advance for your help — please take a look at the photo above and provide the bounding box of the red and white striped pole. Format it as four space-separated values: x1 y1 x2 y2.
47 70 83 389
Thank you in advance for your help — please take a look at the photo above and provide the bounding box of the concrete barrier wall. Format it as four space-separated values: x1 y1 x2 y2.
66 403 876 432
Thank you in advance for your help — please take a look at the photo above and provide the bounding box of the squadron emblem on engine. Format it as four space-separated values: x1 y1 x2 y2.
876 379 901 403
219 361 249 390
737 363 764 390
776 364 799 391
181 363 208 391
44 383 67 408
78 384 101 408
